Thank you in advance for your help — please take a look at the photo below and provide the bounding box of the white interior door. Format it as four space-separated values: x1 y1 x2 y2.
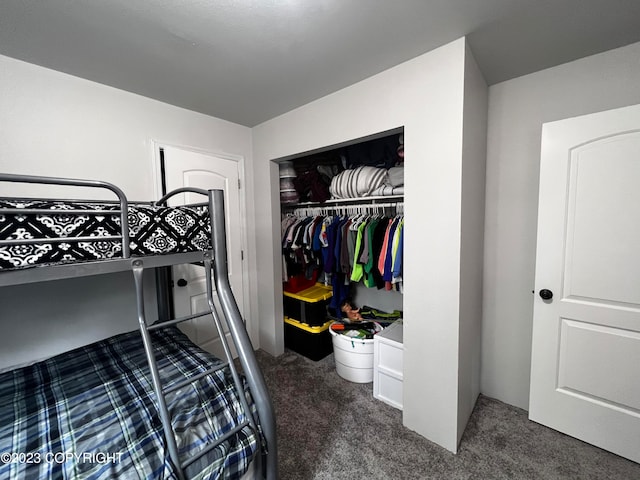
530 104 640 463
161 145 245 359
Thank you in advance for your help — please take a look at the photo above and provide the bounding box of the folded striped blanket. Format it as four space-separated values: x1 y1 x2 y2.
329 166 388 199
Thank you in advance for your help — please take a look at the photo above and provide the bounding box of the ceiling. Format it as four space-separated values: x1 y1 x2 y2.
2 0 640 127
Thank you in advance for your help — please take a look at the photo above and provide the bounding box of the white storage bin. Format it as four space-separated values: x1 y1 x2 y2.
330 325 379 383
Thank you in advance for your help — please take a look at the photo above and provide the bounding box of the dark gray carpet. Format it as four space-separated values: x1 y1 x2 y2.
253 349 640 480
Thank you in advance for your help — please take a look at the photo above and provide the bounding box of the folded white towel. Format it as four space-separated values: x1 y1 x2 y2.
385 166 404 187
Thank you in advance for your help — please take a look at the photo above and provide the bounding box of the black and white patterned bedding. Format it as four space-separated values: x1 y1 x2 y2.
0 327 259 479
0 200 211 270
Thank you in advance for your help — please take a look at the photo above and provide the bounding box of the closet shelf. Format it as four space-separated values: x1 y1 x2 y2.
281 194 403 209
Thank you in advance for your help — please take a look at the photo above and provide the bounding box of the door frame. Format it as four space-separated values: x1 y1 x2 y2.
149 140 255 345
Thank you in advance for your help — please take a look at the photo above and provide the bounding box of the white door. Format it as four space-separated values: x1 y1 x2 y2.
529 104 640 463
160 145 245 358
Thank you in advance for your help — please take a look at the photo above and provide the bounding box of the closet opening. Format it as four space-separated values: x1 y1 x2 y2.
276 127 404 400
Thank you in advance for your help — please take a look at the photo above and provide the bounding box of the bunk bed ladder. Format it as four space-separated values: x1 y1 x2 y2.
132 258 258 480
207 189 278 480
130 189 277 480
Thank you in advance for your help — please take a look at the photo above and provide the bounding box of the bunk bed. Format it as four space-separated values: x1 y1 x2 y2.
0 173 277 480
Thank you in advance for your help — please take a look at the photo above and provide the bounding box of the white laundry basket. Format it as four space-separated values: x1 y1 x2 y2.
330 323 381 383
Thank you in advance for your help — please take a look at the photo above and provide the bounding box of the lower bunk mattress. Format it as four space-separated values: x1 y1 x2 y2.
0 327 259 479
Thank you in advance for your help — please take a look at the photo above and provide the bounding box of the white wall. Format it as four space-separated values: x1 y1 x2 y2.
252 38 484 452
0 54 253 369
0 55 252 200
457 44 487 442
482 41 640 410
0 271 157 370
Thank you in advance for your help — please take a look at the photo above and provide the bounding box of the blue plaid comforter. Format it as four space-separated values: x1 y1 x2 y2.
0 328 258 479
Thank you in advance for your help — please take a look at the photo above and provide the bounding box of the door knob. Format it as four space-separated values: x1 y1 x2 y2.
539 289 553 300
177 278 188 287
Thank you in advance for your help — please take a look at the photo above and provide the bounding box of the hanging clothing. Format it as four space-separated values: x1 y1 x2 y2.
281 207 404 299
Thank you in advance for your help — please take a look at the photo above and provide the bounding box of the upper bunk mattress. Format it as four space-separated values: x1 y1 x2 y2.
0 200 211 270
0 327 259 479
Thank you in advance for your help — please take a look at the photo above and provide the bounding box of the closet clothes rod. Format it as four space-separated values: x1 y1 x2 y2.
287 201 403 217
282 194 403 209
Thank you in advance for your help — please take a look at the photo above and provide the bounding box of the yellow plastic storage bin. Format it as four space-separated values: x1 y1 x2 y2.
284 316 333 361
283 283 332 326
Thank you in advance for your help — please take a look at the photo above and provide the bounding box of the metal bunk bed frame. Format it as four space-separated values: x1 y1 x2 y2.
0 173 278 480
